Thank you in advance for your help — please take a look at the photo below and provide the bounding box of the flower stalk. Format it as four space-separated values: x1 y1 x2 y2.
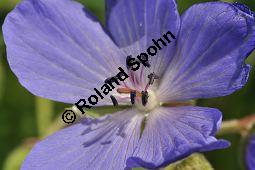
218 114 255 136
35 97 54 137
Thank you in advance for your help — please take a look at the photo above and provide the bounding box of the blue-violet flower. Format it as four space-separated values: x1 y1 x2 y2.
3 0 255 169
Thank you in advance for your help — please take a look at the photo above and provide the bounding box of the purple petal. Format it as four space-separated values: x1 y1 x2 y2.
106 0 180 48
233 2 255 18
158 2 255 102
105 0 118 20
127 106 230 169
3 0 126 104
106 0 180 87
246 135 255 170
22 109 144 170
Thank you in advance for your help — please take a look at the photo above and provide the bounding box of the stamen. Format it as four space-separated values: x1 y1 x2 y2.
145 73 159 92
110 95 118 106
139 55 151 68
130 91 136 105
144 62 151 68
144 83 150 92
117 88 142 97
141 91 149 106
126 55 133 69
117 88 132 94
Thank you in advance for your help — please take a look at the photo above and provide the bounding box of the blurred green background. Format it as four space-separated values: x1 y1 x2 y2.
0 0 255 170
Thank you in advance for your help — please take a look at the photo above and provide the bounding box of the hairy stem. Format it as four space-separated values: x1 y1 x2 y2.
218 114 255 136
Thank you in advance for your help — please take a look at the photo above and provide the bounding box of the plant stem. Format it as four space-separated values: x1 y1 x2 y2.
0 56 4 102
218 114 255 136
223 0 235 2
217 120 240 135
35 97 54 137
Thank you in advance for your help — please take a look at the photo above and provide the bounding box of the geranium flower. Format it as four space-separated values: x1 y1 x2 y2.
246 135 255 170
3 0 255 169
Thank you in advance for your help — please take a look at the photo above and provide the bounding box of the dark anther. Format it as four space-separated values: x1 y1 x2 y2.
148 73 159 85
105 76 116 84
130 91 136 105
126 55 132 69
105 77 111 83
110 95 118 106
144 61 151 68
141 91 149 106
139 54 151 68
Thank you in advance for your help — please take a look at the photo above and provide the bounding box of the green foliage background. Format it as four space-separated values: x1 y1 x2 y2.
0 0 255 170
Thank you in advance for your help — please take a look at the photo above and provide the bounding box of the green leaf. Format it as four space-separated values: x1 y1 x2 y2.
35 97 54 136
0 0 20 10
3 144 32 170
165 154 214 170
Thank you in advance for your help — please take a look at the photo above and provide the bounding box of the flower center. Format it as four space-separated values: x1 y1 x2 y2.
114 69 160 113
135 89 159 113
117 87 160 113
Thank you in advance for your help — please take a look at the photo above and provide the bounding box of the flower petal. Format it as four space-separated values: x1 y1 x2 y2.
158 2 255 102
22 109 144 170
106 0 180 48
127 106 229 169
246 135 255 170
3 0 126 104
105 0 118 20
106 0 180 89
